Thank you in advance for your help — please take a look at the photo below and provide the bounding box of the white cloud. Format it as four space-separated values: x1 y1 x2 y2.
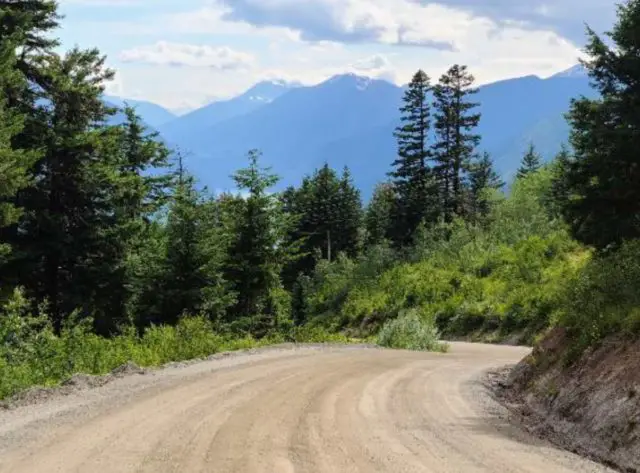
119 41 255 69
216 0 566 51
60 0 592 109
220 0 614 43
164 5 300 41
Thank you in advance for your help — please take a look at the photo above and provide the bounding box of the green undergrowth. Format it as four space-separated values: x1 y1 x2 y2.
555 239 640 359
0 289 357 400
301 169 589 345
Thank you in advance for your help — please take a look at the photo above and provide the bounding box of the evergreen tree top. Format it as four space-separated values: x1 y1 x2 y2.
517 143 542 179
232 149 279 196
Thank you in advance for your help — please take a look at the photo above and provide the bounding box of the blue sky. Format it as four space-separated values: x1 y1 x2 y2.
56 0 615 113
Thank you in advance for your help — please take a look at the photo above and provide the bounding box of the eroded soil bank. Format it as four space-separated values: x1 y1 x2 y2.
490 328 640 473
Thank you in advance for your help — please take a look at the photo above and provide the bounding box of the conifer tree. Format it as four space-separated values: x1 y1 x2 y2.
557 0 640 249
91 107 173 331
115 107 172 217
309 164 342 262
390 70 436 246
432 65 481 220
365 182 396 246
223 150 291 336
0 0 146 332
2 47 119 332
335 166 362 258
517 143 542 179
0 38 37 265
467 152 503 222
548 144 572 218
281 164 361 287
161 169 206 325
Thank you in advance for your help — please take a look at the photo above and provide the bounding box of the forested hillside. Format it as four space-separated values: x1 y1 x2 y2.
1 0 639 402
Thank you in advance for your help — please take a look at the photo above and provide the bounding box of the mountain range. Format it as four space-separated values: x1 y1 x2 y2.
108 65 597 197
104 96 178 129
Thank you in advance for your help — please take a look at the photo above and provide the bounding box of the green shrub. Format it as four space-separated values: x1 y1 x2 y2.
556 240 640 354
377 309 449 352
299 168 584 344
0 291 266 400
0 286 366 400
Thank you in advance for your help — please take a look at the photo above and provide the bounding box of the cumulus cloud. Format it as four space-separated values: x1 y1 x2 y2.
119 41 255 69
65 0 600 109
418 0 615 41
219 0 460 49
216 0 593 53
219 0 614 45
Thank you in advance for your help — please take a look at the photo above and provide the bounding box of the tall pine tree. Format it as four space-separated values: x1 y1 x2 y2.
0 36 37 267
282 163 362 286
432 65 481 221
90 106 173 331
517 143 542 179
3 47 119 332
557 1 640 249
0 2 157 332
223 150 292 336
334 166 362 259
390 70 436 246
365 182 396 246
467 152 503 222
160 164 207 325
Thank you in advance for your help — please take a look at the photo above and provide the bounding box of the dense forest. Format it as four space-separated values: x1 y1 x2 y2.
1 0 639 399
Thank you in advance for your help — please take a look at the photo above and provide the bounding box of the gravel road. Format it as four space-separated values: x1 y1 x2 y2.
0 343 616 473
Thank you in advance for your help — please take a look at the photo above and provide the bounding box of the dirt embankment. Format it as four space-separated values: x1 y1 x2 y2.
492 328 640 473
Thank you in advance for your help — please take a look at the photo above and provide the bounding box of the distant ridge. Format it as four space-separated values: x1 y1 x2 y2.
108 65 597 197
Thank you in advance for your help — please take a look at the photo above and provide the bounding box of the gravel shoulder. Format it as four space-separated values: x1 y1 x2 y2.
0 342 617 473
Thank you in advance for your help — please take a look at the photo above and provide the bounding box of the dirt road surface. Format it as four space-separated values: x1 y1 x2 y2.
0 343 616 473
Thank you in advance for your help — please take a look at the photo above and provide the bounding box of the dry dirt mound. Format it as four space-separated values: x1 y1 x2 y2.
491 328 640 473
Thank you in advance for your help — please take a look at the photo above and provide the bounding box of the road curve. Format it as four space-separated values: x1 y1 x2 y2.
0 343 614 473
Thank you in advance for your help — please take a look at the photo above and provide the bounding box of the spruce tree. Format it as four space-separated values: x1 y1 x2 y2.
517 143 542 179
0 1 133 332
282 163 362 285
309 164 342 262
390 70 435 246
161 169 206 325
548 144 572 218
0 0 60 152
365 182 396 246
557 0 640 249
0 38 37 266
334 166 362 258
432 65 481 221
91 107 173 331
467 152 504 222
223 150 291 336
2 47 119 332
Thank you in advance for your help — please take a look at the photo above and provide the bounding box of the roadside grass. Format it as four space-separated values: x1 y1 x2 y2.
0 288 361 401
